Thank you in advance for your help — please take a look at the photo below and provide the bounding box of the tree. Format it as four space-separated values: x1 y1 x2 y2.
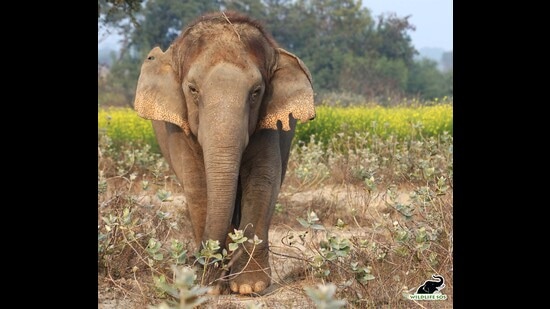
99 0 220 107
441 51 453 72
269 0 377 94
131 0 220 52
274 0 416 100
222 0 267 20
98 0 144 27
406 59 451 100
373 13 416 66
99 0 440 106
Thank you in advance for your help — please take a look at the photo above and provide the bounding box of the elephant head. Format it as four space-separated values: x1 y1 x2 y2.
416 275 445 294
133 12 315 294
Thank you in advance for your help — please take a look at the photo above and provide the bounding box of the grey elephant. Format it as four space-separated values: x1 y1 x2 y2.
416 275 445 294
133 11 315 295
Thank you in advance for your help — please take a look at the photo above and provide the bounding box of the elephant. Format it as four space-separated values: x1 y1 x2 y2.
416 275 445 294
133 11 315 295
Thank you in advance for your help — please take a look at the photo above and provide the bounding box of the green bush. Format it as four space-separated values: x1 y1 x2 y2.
98 103 453 152
98 101 454 307
98 107 159 152
294 104 452 145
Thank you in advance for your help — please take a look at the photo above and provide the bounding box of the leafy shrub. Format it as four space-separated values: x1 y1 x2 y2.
294 104 453 145
98 107 159 152
98 100 453 307
98 103 452 153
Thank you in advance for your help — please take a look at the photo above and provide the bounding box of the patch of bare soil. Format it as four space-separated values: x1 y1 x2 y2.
99 185 452 308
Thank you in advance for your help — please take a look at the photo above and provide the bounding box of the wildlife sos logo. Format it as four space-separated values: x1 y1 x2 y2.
408 274 448 300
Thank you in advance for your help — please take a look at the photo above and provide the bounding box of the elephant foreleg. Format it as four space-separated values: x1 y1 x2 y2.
164 124 208 247
228 130 282 294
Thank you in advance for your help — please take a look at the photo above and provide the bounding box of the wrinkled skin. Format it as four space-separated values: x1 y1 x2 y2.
133 12 315 295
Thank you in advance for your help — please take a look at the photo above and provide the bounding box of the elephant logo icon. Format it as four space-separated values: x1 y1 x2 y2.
415 274 445 294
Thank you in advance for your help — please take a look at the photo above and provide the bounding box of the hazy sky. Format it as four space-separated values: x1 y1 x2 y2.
98 1 453 51
364 0 453 50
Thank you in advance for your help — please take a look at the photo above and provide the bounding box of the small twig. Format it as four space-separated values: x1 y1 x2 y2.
216 238 258 283
133 268 146 297
410 299 428 308
105 271 141 299
268 248 311 263
120 229 165 277
221 12 241 42
224 247 244 270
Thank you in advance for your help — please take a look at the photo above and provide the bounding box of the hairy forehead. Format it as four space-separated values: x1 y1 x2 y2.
182 21 271 63
172 14 277 79
182 12 273 41
186 20 264 40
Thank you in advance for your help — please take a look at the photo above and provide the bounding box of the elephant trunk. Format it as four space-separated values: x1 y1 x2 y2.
199 102 249 247
433 275 444 286
202 148 241 244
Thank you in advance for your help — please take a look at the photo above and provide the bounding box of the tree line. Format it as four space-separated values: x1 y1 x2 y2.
98 0 453 107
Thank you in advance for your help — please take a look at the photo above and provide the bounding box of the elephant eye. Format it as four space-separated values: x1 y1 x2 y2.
250 85 262 101
188 83 199 95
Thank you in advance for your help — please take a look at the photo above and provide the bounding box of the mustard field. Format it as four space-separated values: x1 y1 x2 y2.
98 104 452 152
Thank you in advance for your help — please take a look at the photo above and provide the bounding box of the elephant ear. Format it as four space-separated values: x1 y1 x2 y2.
134 46 190 135
258 48 315 131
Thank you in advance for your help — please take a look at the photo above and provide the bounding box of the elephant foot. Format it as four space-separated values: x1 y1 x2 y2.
207 282 229 295
228 246 271 295
230 279 268 295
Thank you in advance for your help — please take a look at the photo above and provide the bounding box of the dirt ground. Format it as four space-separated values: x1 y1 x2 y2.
98 184 453 308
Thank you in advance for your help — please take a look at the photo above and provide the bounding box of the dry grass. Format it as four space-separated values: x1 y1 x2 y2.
98 130 453 308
